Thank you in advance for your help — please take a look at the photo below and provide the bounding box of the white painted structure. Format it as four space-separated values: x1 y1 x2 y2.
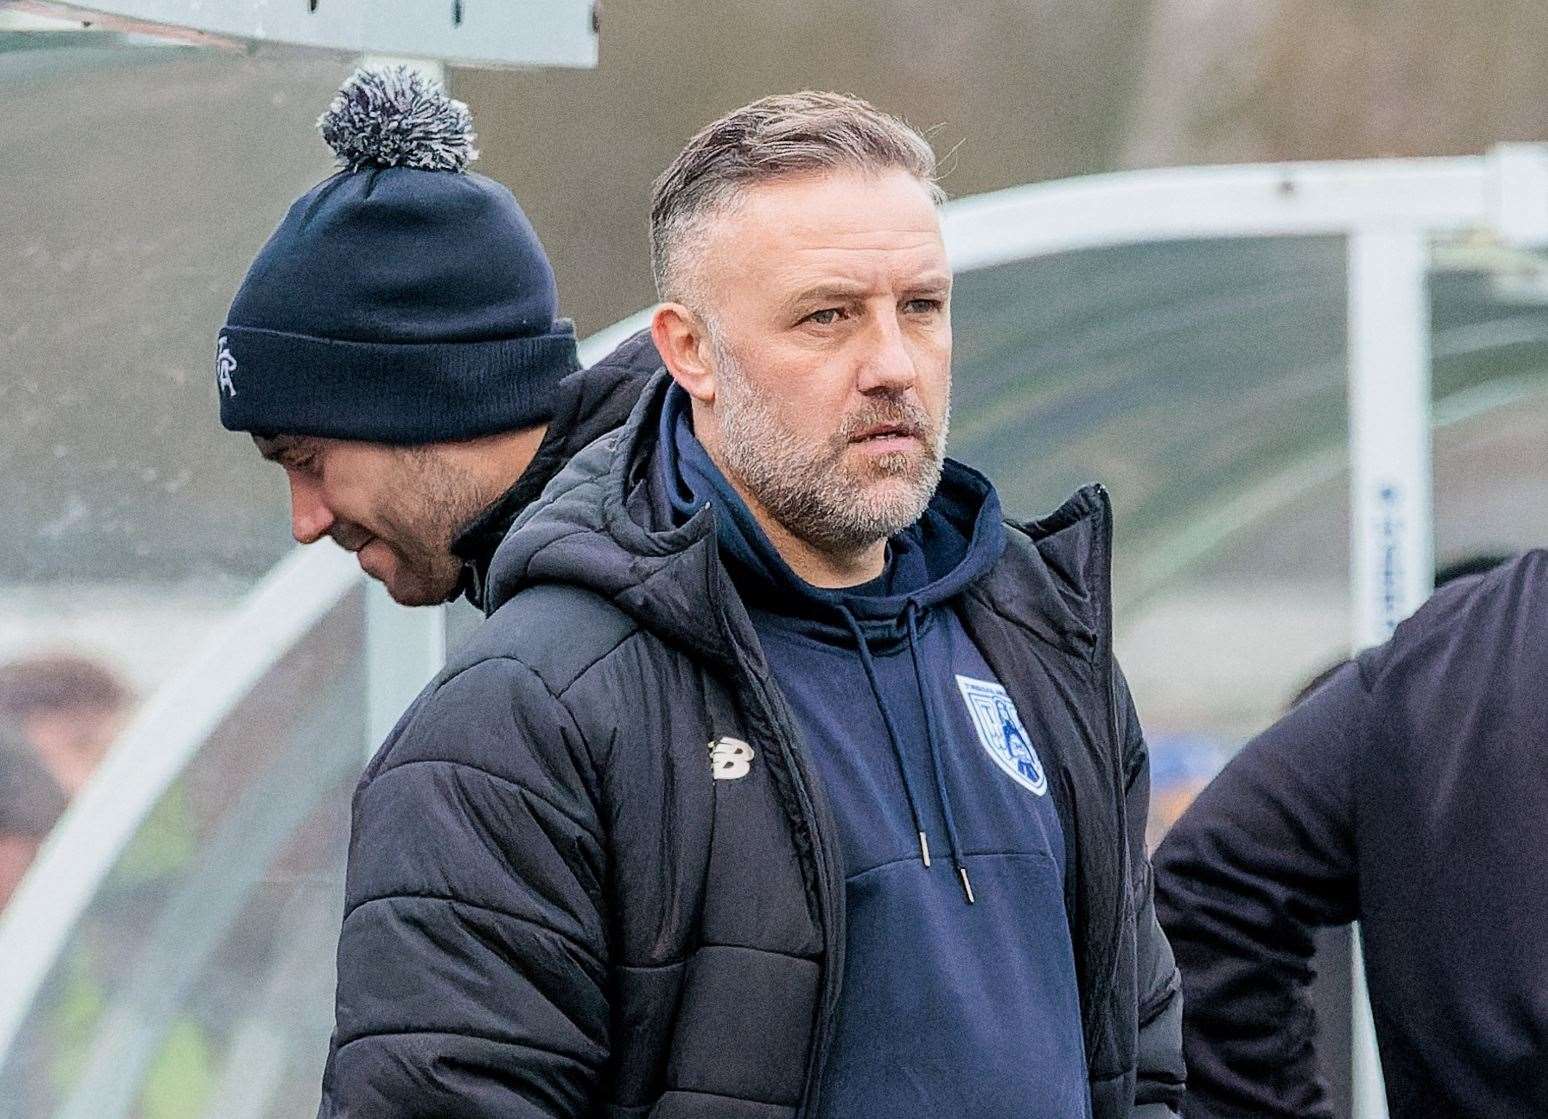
0 545 358 1065
5 146 1548 1113
0 0 599 67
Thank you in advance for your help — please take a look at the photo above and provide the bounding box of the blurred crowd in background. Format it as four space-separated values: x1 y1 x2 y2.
0 655 132 908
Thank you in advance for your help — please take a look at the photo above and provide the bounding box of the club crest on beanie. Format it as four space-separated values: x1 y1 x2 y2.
216 65 579 444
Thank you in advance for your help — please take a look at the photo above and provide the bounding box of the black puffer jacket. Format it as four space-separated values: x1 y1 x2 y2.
451 328 660 607
1155 552 1548 1118
318 374 1184 1117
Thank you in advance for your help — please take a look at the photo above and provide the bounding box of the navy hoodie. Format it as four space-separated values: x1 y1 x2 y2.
660 387 1091 1118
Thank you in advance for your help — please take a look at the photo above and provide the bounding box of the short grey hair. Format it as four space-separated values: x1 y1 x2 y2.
649 91 944 304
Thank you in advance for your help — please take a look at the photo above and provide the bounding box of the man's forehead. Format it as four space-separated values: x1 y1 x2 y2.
736 172 939 239
702 170 947 292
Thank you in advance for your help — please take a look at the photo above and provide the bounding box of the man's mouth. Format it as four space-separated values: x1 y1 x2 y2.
849 422 921 444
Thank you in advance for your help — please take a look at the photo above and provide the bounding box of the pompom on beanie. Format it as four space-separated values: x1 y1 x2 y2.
216 65 579 444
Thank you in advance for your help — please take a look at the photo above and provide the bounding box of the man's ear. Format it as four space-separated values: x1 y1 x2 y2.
651 303 717 405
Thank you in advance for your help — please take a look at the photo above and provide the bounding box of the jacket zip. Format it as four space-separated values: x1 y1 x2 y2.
742 665 844 1116
1086 482 1129 1052
709 570 844 1117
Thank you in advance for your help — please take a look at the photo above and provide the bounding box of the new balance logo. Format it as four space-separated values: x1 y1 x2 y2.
215 335 237 398
709 736 754 781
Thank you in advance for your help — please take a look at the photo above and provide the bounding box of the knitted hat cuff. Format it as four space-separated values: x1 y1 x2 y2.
216 324 580 443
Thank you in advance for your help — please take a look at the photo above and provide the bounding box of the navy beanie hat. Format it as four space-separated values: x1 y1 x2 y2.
216 66 579 444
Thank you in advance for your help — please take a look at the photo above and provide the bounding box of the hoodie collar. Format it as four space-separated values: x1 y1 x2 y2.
655 382 1006 649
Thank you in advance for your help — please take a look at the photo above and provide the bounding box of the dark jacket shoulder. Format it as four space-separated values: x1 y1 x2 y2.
1155 550 1545 1119
1358 548 1545 692
454 330 660 605
971 495 1108 661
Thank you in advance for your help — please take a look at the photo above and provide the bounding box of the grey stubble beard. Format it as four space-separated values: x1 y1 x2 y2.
709 330 949 560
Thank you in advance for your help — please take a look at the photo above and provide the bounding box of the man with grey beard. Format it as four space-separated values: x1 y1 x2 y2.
321 91 1183 1119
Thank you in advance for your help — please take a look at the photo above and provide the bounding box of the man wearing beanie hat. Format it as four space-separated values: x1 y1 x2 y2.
218 66 658 607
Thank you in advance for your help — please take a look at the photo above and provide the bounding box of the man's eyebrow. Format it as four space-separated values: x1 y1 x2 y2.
903 272 953 294
253 436 298 462
783 281 870 310
784 273 954 308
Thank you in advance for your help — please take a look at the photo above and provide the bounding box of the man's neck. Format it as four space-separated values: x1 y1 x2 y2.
444 424 550 519
445 423 552 574
480 423 550 493
737 482 884 589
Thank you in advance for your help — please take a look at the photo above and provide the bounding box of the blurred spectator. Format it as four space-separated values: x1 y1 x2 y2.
0 722 69 909
0 653 133 797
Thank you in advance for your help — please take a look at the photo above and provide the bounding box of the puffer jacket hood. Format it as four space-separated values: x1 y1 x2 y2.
486 372 1096 660
452 328 659 608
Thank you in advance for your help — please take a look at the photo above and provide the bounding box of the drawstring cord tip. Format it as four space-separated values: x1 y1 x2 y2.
918 831 932 868
958 865 975 905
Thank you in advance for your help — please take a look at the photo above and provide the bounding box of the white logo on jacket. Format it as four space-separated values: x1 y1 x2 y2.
709 736 754 780
955 675 1047 796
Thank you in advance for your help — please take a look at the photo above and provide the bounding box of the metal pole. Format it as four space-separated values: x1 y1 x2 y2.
365 582 446 758
1345 228 1434 1119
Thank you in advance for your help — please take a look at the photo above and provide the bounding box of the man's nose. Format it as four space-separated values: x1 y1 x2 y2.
287 472 335 545
855 310 918 393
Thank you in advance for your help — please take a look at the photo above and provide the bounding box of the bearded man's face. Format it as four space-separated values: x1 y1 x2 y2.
254 434 489 605
688 167 953 558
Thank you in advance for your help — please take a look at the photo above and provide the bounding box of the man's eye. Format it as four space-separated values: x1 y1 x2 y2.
805 308 844 326
905 298 943 314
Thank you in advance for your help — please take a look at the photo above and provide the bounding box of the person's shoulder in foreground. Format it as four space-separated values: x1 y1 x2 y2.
1155 550 1548 1119
323 88 1183 1119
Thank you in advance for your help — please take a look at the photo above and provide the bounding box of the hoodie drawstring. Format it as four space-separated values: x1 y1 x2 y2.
838 608 935 870
906 602 975 905
837 604 975 906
